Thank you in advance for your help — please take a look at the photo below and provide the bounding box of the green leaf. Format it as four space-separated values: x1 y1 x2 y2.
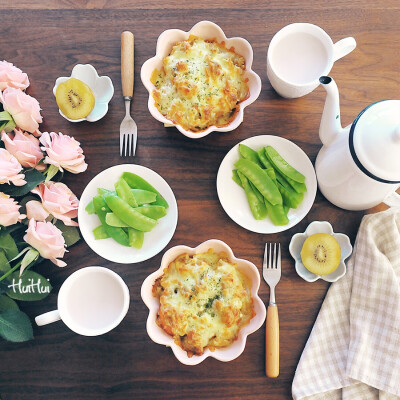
0 251 10 274
6 270 52 301
0 309 33 342
0 281 9 295
55 220 80 247
0 234 18 260
19 248 39 276
0 169 45 197
0 294 19 312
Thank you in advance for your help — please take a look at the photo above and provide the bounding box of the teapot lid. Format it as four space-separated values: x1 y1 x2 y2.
350 100 400 183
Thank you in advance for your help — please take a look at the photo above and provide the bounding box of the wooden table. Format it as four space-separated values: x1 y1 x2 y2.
0 1 398 399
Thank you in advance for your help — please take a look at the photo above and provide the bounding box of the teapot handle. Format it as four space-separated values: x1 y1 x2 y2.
333 37 357 62
383 190 400 208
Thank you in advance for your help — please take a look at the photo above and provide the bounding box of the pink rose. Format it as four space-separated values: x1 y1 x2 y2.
0 87 42 135
0 148 26 186
40 131 87 174
26 181 79 226
0 61 29 91
24 219 66 267
1 129 45 170
0 193 25 227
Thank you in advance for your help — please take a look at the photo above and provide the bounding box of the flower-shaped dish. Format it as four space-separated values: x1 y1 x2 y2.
140 20 262 139
141 239 266 365
53 64 114 123
289 221 353 282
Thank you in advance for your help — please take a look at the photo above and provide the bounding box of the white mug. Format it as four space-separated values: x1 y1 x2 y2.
35 266 130 336
267 23 356 98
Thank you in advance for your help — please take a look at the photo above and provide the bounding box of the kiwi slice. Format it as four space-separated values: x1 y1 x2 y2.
56 78 95 120
300 233 341 275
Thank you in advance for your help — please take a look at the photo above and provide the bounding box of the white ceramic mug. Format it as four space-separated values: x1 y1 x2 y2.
267 23 356 98
35 266 130 336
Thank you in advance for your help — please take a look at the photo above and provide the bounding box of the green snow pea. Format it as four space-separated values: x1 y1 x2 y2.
249 181 266 205
232 169 242 187
97 188 114 196
115 178 138 207
274 168 307 194
104 194 157 232
92 225 110 240
234 158 282 205
257 148 273 169
264 199 289 226
122 172 169 209
238 171 267 220
131 189 157 205
277 177 304 209
85 200 95 215
135 205 167 220
106 213 129 227
265 146 305 183
239 144 263 168
93 196 129 246
128 228 144 249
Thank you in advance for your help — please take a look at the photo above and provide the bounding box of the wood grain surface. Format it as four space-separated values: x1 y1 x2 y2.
0 1 399 399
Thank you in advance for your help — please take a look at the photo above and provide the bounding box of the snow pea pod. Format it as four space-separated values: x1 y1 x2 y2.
265 146 305 183
257 148 273 169
239 144 263 168
249 181 265 205
85 200 95 215
274 168 307 194
130 189 157 205
92 225 110 240
122 172 169 209
277 182 304 209
115 178 138 207
264 199 289 226
234 158 282 205
92 196 129 246
104 194 157 232
135 205 167 220
238 171 267 220
232 169 242 187
106 213 129 227
128 228 144 249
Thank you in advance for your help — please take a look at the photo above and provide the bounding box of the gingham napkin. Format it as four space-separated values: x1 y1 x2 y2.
292 208 400 400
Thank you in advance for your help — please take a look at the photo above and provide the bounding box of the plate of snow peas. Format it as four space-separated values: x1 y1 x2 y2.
78 164 178 263
217 135 317 234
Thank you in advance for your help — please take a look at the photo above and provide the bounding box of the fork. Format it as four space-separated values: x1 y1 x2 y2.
120 31 137 157
263 243 281 378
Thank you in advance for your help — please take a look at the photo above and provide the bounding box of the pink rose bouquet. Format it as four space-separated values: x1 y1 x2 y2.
0 193 25 227
40 131 87 174
0 87 42 135
0 61 30 91
0 60 86 343
1 129 45 170
26 182 79 226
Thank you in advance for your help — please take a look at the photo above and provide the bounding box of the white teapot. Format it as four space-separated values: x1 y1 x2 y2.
315 76 400 210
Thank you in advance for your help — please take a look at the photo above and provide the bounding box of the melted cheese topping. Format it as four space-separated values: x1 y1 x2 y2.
151 35 249 132
152 249 254 357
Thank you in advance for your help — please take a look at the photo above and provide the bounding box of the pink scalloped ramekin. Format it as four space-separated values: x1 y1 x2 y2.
140 21 262 139
141 239 266 365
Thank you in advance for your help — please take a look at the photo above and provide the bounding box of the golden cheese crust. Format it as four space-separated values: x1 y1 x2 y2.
152 249 255 357
151 35 250 132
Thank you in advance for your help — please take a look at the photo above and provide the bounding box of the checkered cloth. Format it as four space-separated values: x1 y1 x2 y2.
292 208 400 400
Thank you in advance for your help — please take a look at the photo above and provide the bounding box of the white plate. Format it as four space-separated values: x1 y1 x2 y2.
78 164 178 264
217 135 317 234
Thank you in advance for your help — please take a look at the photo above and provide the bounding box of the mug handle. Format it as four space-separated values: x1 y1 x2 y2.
383 191 400 207
333 37 357 62
35 310 61 326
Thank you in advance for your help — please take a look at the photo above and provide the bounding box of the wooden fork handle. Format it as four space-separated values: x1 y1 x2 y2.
266 304 279 378
121 31 134 98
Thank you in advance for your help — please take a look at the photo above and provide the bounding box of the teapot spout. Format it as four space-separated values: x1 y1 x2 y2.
319 76 343 146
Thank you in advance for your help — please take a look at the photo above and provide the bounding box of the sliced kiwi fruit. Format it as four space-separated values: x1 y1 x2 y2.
56 78 95 120
300 233 341 275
